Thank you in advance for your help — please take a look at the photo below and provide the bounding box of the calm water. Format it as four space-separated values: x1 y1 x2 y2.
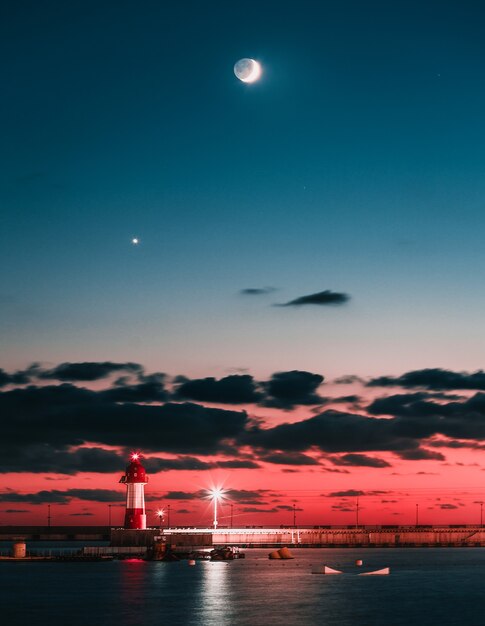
1 547 484 626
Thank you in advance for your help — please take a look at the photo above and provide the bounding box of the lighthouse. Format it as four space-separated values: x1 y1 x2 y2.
119 453 148 530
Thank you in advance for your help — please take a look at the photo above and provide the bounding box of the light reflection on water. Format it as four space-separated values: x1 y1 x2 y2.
1 548 484 626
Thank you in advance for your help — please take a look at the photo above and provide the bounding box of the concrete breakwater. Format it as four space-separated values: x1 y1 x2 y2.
2 525 485 548
159 526 485 548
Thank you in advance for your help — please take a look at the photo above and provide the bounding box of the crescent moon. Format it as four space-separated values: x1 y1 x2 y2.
234 58 262 83
242 60 261 83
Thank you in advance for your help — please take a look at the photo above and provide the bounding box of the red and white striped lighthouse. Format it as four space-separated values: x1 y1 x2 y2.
119 453 148 530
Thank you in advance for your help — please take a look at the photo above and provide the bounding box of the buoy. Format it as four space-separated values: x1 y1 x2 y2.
277 547 295 559
188 559 196 566
356 559 363 566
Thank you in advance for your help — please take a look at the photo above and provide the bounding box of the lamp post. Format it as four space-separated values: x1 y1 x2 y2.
478 501 483 528
209 488 225 530
230 504 234 529
108 504 112 527
156 508 164 530
415 504 419 526
356 497 359 528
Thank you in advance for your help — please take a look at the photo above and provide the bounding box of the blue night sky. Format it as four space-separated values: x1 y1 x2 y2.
2 0 485 378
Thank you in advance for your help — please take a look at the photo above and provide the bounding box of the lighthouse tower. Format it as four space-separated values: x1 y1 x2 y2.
119 453 148 530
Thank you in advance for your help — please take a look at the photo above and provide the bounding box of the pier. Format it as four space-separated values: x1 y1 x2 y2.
161 525 485 548
2 525 484 548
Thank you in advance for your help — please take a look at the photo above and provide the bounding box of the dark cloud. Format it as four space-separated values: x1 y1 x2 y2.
242 409 417 454
368 368 485 391
276 505 303 512
367 392 485 440
240 507 279 514
143 457 214 472
429 440 485 450
395 448 446 461
163 491 201 500
0 384 248 456
263 370 324 409
216 460 260 468
330 453 392 468
326 490 365 498
103 374 168 403
225 490 268 504
439 504 459 510
0 366 34 387
0 445 124 475
240 287 276 295
0 489 123 504
334 375 365 385
259 452 319 466
173 369 325 409
40 361 143 382
2 509 29 513
275 290 349 307
174 374 261 404
70 512 94 516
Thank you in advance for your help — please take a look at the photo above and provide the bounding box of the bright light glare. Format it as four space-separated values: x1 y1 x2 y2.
156 508 165 518
131 452 140 461
208 487 225 500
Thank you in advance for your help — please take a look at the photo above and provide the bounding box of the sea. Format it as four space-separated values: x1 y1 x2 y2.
1 544 484 626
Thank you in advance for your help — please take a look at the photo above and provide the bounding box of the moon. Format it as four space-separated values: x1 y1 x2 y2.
234 58 262 83
131 237 139 245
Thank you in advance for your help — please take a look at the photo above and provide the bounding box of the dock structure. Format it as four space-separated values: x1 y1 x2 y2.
2 525 485 548
160 526 485 548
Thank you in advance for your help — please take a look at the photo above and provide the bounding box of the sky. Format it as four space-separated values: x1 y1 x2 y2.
1 0 485 527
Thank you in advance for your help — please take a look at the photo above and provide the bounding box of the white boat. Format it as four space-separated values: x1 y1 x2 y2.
358 567 390 576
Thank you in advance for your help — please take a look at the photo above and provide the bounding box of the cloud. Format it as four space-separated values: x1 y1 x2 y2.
174 374 262 404
0 489 124 504
173 369 325 409
334 375 365 385
0 445 125 475
439 504 459 510
103 374 168 403
39 361 143 382
262 370 324 409
0 367 34 387
0 385 248 456
275 290 349 307
240 287 276 295
2 509 29 513
242 409 417 454
216 460 260 468
395 448 446 461
223 489 271 505
367 368 485 391
367 392 485 440
259 452 319 465
163 491 201 500
143 457 214 472
240 507 279 513
330 453 392 468
326 490 365 498
428 440 485 450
